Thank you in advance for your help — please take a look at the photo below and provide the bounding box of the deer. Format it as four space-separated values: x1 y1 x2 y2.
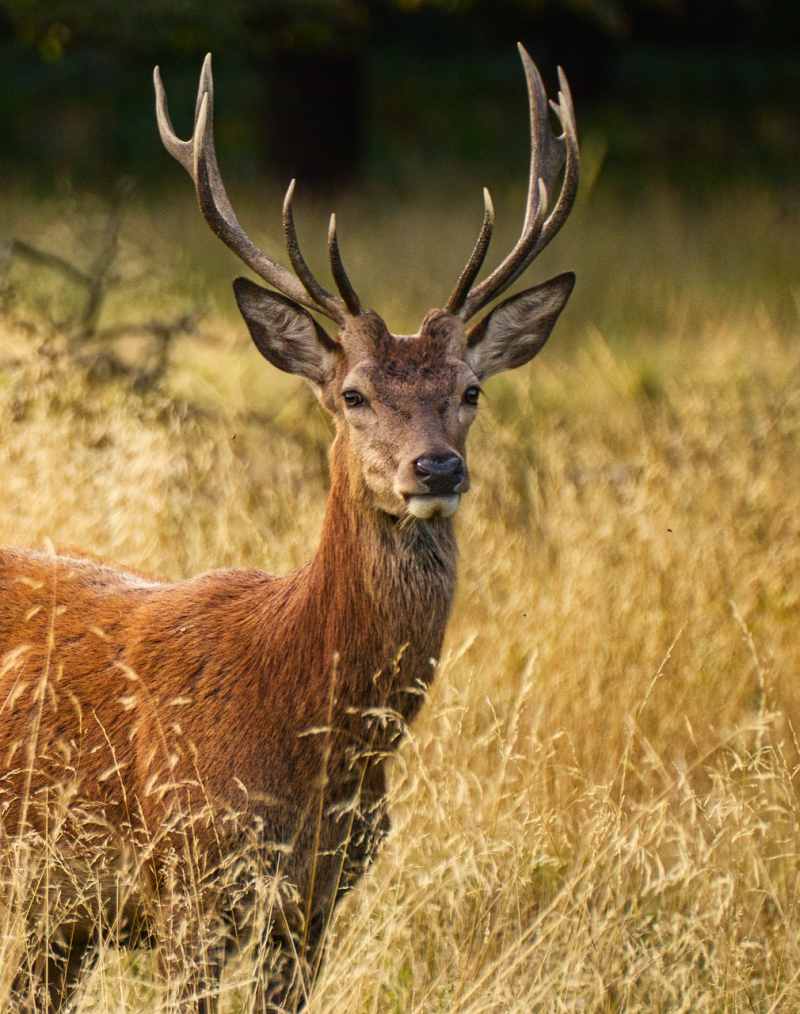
0 43 578 1014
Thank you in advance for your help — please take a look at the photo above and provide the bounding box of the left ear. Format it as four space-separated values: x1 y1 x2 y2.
233 276 338 385
465 272 575 379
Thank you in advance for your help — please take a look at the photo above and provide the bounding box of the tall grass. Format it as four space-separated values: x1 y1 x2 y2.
0 175 798 1011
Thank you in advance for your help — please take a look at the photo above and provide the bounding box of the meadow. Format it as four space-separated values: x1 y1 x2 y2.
0 168 798 1012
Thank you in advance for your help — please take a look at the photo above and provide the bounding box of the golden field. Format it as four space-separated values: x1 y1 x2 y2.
0 173 798 1012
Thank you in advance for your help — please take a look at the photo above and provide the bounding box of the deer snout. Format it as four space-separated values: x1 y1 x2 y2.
413 452 467 495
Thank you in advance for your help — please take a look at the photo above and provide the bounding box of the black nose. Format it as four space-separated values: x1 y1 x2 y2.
414 453 464 495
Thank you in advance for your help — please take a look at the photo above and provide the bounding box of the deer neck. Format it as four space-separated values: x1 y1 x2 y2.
302 435 458 717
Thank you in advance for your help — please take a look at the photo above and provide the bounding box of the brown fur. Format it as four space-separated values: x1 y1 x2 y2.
3 43 579 1005
0 263 573 1010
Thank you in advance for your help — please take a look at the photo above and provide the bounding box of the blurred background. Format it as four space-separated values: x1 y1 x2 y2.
0 0 796 359
0 0 797 195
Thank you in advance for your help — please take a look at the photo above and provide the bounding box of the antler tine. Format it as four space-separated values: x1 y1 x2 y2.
154 65 194 174
155 56 355 326
534 67 579 252
281 181 347 322
449 45 579 322
444 188 495 315
520 46 566 233
328 214 363 316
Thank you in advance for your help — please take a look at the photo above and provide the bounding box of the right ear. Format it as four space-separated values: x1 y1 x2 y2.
465 272 575 380
233 276 338 385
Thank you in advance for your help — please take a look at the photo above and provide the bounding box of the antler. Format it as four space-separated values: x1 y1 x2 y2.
445 44 579 321
154 54 361 326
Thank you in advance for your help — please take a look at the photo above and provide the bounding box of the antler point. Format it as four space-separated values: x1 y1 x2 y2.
283 179 297 213
197 91 209 126
447 47 578 320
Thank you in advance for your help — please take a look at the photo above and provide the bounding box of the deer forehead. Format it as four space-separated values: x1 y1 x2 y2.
337 310 472 397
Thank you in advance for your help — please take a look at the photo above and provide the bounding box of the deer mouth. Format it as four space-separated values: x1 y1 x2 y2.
404 494 461 520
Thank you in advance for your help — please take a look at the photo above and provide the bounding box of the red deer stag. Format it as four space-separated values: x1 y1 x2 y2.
0 43 578 1014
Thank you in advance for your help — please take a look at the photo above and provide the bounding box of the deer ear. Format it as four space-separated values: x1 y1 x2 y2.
465 272 575 380
233 276 338 385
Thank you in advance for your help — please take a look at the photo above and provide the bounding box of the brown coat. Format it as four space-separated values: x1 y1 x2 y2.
3 41 578 1010
0 436 455 913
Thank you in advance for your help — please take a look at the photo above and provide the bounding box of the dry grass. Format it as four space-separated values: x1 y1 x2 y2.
0 176 798 1012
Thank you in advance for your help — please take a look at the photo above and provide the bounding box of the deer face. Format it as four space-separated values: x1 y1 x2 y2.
234 272 574 520
156 44 578 520
327 309 477 519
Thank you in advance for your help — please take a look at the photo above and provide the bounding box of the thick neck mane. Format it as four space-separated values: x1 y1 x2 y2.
277 434 458 729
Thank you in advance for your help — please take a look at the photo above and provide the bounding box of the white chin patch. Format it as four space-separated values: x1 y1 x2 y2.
405 494 460 520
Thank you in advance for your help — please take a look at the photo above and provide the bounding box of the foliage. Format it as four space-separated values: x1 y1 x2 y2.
4 0 790 64
0 0 371 59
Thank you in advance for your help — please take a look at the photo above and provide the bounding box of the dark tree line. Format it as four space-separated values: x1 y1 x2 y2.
0 0 796 188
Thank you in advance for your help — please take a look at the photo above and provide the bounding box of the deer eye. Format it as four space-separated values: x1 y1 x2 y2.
464 386 481 406
342 390 364 408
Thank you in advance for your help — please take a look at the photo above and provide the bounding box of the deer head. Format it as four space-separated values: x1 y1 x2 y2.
154 45 578 520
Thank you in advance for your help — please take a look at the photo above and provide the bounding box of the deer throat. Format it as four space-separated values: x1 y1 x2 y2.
307 466 458 716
